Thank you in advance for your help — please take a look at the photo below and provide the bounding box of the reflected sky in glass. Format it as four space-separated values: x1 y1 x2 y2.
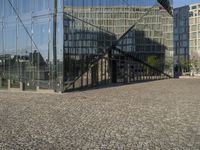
64 0 156 6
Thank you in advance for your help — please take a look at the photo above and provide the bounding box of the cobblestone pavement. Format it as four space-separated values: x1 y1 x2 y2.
1 79 200 150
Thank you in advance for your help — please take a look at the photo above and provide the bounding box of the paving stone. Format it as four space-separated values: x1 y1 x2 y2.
0 79 200 149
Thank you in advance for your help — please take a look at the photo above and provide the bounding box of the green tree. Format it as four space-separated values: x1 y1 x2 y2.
189 57 198 76
165 58 173 70
146 55 162 75
147 56 159 68
179 57 190 74
164 58 173 75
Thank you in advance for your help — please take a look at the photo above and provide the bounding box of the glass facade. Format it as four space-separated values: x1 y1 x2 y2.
0 0 173 92
0 0 63 91
174 6 190 76
174 3 200 76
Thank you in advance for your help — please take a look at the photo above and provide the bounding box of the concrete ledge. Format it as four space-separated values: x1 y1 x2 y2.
0 89 59 95
36 86 55 93
8 88 22 92
36 89 55 94
0 85 58 94
179 76 200 79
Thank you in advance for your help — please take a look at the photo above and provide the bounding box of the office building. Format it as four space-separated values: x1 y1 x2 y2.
174 2 200 75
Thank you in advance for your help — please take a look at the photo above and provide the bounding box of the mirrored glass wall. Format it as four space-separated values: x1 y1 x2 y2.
0 0 64 91
0 0 173 92
63 0 173 91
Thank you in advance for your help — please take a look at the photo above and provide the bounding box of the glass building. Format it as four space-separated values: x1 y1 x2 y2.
174 3 200 76
174 6 190 76
0 0 173 92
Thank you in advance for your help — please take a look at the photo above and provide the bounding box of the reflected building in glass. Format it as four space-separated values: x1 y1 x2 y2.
0 0 173 92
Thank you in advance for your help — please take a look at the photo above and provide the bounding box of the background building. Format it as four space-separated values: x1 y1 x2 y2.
174 2 200 76
0 0 173 92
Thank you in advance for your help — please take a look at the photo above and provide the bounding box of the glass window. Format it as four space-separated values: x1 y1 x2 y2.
34 0 49 12
192 6 197 10
180 27 184 33
18 24 31 54
33 19 49 61
190 18 194 24
0 25 2 54
0 0 3 17
19 0 31 14
174 35 178 41
191 32 197 39
5 25 16 52
183 41 187 47
0 24 3 77
4 0 16 17
4 0 12 17
191 25 197 31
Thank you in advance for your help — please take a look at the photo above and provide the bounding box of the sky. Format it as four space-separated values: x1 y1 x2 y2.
174 0 200 8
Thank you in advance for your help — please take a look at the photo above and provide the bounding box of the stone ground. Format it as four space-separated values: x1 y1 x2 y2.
0 79 200 150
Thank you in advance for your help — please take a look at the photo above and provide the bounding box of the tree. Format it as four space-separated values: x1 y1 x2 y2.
146 55 162 75
189 57 198 76
164 58 173 75
177 56 199 76
178 57 190 74
147 56 160 68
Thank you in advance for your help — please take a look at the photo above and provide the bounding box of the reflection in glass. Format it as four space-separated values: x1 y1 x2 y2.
0 0 173 92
